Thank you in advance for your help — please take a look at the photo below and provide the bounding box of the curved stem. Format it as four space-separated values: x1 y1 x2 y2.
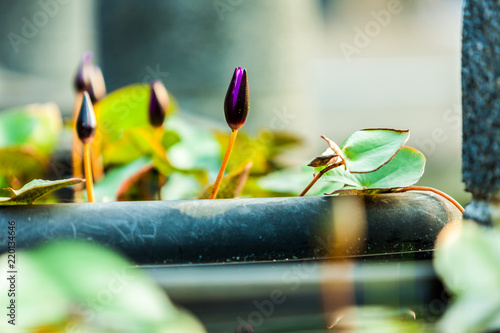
398 186 464 213
209 129 238 199
83 143 95 203
299 161 343 197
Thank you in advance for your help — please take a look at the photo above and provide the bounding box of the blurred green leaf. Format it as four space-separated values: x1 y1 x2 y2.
161 173 203 200
94 157 152 202
435 223 500 333
165 116 220 174
116 164 164 201
0 103 62 155
258 166 344 196
198 160 253 199
94 84 179 167
0 147 45 181
0 178 83 205
94 84 178 142
318 147 425 191
0 241 205 332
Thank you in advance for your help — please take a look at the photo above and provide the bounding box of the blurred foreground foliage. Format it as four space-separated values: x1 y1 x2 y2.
435 222 500 333
0 241 205 332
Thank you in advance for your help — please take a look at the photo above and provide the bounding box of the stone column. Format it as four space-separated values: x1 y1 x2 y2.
462 0 500 225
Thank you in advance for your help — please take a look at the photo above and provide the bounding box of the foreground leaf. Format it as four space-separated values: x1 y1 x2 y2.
0 178 84 205
0 241 206 332
435 223 500 333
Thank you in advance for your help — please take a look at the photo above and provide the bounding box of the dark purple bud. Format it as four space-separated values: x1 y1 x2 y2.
148 80 170 127
224 67 249 130
77 91 97 143
74 51 93 92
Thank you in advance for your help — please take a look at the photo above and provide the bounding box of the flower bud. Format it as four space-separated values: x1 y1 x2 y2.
87 64 107 103
77 91 97 143
74 51 106 103
148 80 170 127
224 67 249 130
74 51 93 92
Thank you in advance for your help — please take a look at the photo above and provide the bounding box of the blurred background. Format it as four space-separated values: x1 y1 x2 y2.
0 0 468 203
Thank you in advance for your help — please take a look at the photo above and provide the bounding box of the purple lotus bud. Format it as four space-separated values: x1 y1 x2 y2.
77 91 97 143
74 51 93 92
148 80 170 127
224 67 249 130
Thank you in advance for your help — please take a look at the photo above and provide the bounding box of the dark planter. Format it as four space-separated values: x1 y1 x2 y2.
0 191 460 332
0 191 460 264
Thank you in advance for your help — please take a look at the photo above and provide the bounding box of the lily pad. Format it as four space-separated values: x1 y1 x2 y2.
0 178 84 205
319 147 425 190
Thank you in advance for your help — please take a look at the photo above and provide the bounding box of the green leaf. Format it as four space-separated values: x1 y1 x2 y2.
166 116 221 174
435 223 500 333
0 147 45 180
94 84 178 143
341 129 409 173
320 147 425 190
0 241 206 332
0 178 83 205
199 161 253 199
161 173 203 200
94 157 152 202
258 166 344 196
0 103 62 155
94 84 180 168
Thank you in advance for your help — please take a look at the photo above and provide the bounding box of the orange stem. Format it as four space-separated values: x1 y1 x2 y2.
398 186 464 213
209 129 238 199
72 92 84 200
156 127 165 200
83 143 95 203
299 161 344 197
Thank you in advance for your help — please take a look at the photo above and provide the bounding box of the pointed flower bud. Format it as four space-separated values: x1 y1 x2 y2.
148 80 170 127
77 91 97 143
74 51 93 92
224 67 249 130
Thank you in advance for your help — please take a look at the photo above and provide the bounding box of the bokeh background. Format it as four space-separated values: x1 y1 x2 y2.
0 0 468 203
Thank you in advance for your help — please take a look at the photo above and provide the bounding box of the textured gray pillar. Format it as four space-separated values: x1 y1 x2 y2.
462 0 500 225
